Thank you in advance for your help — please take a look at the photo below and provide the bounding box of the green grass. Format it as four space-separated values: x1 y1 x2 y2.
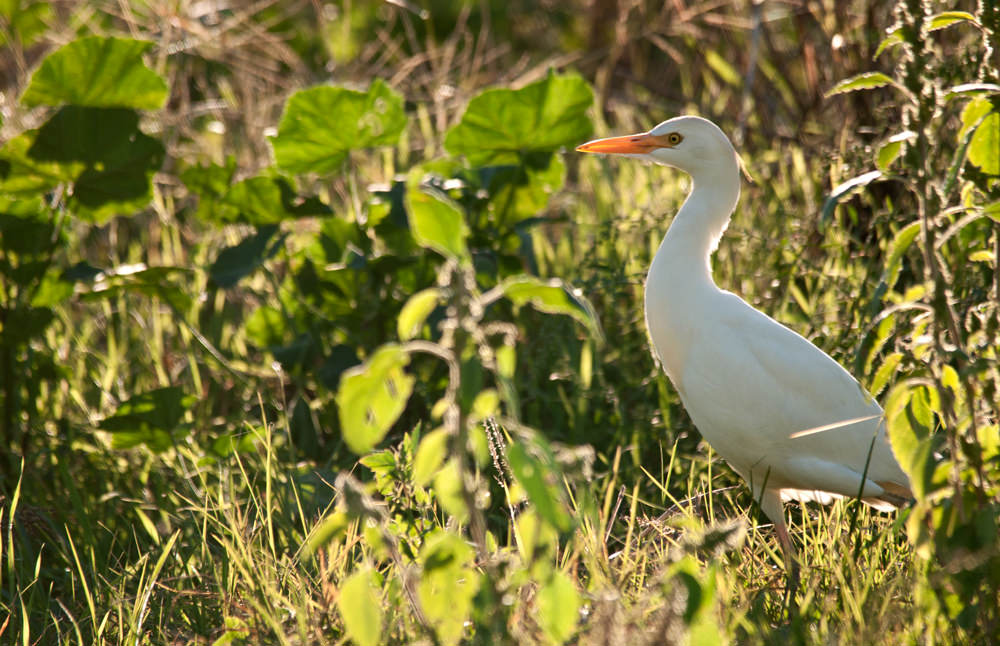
2 0 999 644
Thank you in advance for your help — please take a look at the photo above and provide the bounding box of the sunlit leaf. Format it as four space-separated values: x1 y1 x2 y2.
432 459 468 521
406 187 470 260
507 443 571 532
870 352 903 397
501 276 602 340
969 111 999 176
336 344 415 454
885 385 937 499
418 530 479 646
413 427 449 487
537 570 580 645
876 131 915 171
944 83 1000 100
338 568 383 646
22 36 168 109
874 27 904 59
272 80 405 175
303 511 352 556
444 72 593 165
883 220 921 289
927 11 978 31
821 170 882 222
825 72 898 98
398 287 441 340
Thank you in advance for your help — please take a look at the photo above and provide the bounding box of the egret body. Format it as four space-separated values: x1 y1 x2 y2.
577 117 912 561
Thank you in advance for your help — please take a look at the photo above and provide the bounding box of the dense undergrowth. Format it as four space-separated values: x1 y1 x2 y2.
1 0 998 643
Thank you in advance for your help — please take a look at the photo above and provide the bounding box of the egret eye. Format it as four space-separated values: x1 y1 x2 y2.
667 132 683 146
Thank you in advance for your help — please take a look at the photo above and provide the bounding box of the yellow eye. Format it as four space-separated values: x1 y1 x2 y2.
667 132 683 146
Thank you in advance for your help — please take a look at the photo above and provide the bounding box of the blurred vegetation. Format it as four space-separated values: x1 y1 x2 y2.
0 0 997 643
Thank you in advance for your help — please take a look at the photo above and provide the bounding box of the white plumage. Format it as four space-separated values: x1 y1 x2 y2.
577 116 911 559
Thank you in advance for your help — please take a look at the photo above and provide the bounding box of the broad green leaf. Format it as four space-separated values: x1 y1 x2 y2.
537 570 580 645
496 345 516 379
398 287 441 340
99 386 196 452
272 80 405 175
825 72 897 98
1 106 165 222
960 96 994 138
22 36 167 109
413 427 449 487
406 188 469 260
219 176 331 225
507 443 571 532
336 344 415 454
471 389 500 420
501 276 602 340
432 459 468 521
515 508 558 567
983 202 1000 224
209 225 284 288
927 11 978 31
884 385 936 499
418 530 478 646
876 131 915 171
444 72 593 165
883 221 921 289
821 170 882 222
338 568 383 646
969 112 999 176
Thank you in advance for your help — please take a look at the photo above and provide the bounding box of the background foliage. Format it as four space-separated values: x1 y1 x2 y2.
1 0 998 644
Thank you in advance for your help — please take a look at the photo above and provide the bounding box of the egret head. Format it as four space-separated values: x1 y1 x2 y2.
577 115 739 178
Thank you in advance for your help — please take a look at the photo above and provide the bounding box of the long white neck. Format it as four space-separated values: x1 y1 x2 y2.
644 157 741 386
650 160 741 288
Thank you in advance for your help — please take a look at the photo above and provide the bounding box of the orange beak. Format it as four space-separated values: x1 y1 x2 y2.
576 132 673 154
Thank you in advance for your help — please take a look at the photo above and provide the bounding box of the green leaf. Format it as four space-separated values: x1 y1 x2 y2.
418 530 479 646
304 511 352 556
944 83 1000 100
825 72 898 98
22 36 168 109
821 170 882 222
876 131 915 171
336 344 415 454
501 276 602 340
432 459 468 521
983 202 1000 224
885 385 937 499
927 11 978 31
406 187 470 260
960 96 994 138
398 287 441 340
969 112 999 176
338 568 383 646
272 80 406 175
0 106 165 222
536 570 580 645
444 72 593 166
99 386 197 452
413 427 449 487
870 352 903 397
873 27 904 59
209 225 284 288
883 221 921 290
507 443 571 532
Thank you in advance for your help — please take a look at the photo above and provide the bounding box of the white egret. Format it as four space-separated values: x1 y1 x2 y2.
576 116 912 567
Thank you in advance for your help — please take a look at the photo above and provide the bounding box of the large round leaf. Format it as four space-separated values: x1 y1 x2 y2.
444 72 593 166
272 79 406 175
22 36 168 109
